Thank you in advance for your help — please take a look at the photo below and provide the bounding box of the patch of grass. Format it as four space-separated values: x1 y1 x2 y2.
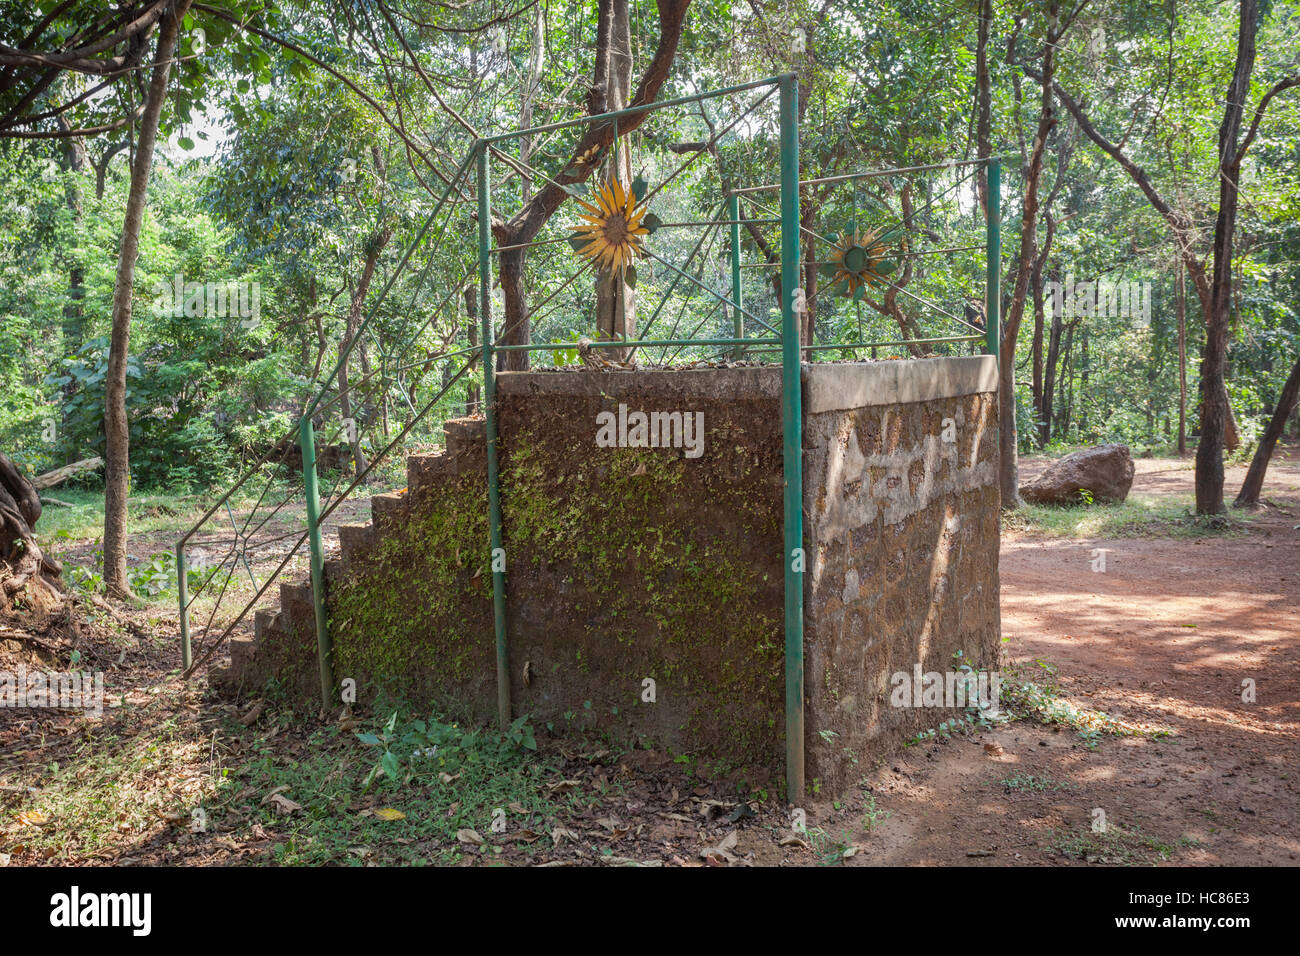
1005 495 1256 539
807 826 857 866
35 484 302 610
861 793 890 831
1001 659 1174 747
999 772 1066 793
1048 821 1182 865
34 488 265 542
220 706 587 866
0 690 218 860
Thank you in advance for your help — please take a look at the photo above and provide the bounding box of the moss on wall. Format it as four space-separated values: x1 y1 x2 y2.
499 388 786 779
329 469 496 715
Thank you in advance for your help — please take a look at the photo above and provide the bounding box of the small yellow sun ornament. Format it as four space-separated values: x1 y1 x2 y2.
829 227 895 299
571 177 651 275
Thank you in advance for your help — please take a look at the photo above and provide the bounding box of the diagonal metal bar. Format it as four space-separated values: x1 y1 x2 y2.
642 249 780 338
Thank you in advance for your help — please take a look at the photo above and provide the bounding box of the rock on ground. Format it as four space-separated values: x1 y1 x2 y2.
1018 443 1135 505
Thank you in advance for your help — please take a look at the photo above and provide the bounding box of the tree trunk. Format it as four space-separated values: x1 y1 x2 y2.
102 0 191 599
1058 321 1075 438
491 0 691 371
998 0 1059 508
594 0 636 361
1176 256 1187 456
1030 265 1045 444
1194 0 1257 513
803 233 818 355
1079 325 1089 433
1041 282 1062 446
59 120 88 464
1234 354 1300 507
519 1 546 206
0 453 64 615
464 285 481 414
974 0 992 215
339 228 393 477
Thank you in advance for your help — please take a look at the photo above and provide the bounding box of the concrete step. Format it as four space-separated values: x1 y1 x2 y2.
370 491 409 535
407 452 450 504
338 523 377 572
253 608 281 643
218 435 474 701
444 416 486 458
230 635 257 670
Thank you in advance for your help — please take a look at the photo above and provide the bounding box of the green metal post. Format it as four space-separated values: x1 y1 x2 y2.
729 192 743 360
176 542 190 671
984 159 1001 358
778 74 805 805
479 141 510 730
300 415 333 711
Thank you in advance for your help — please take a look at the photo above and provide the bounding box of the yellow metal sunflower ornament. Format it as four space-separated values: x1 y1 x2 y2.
829 227 895 299
571 177 652 275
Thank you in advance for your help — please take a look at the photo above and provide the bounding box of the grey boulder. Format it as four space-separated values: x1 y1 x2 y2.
1019 444 1135 505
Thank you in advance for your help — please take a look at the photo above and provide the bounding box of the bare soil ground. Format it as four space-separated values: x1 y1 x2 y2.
1 448 1296 866
817 448 1300 866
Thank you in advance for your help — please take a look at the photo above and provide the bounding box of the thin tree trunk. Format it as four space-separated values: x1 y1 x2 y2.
1030 265 1045 444
975 0 992 215
1194 0 1257 513
998 0 1059 508
1176 256 1187 456
1079 325 1089 432
464 285 480 414
595 0 636 361
1234 354 1300 507
519 1 545 206
803 232 818 355
59 119 88 464
339 228 392 477
1058 321 1075 438
102 0 191 599
1042 299 1062 445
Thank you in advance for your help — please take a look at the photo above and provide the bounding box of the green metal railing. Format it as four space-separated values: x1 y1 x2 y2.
177 71 1005 804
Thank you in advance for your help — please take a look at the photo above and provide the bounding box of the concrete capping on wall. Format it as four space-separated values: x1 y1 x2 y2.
498 366 783 400
802 356 998 413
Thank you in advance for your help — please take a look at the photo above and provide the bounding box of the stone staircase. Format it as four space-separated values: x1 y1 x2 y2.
210 416 487 699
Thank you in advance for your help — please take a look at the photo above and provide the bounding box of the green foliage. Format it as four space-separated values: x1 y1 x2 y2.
234 704 566 865
1000 658 1174 747
2 0 1296 502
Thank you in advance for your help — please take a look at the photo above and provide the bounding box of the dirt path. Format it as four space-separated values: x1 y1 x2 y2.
816 450 1300 866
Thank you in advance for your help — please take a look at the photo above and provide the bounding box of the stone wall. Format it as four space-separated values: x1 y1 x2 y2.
496 368 786 781
801 358 1002 793
224 358 1001 797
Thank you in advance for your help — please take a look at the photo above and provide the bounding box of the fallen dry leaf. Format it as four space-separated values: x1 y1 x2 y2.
550 825 581 847
239 699 266 726
374 807 406 821
778 832 810 850
700 829 742 865
268 794 303 816
456 828 485 845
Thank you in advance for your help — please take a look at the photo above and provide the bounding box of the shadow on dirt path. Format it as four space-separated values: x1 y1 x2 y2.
819 449 1300 866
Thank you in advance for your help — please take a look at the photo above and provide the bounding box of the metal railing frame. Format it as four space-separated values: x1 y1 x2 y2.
176 71 1004 805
